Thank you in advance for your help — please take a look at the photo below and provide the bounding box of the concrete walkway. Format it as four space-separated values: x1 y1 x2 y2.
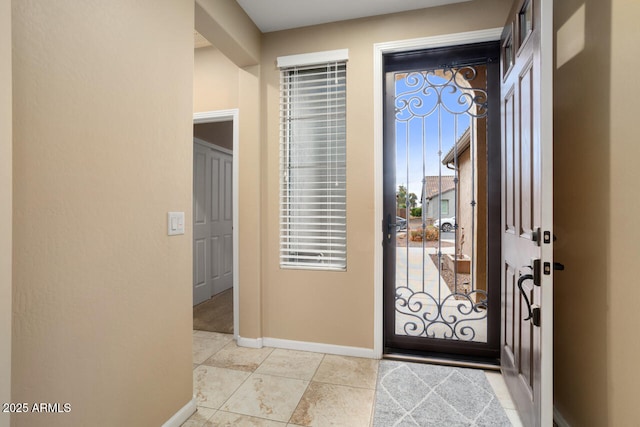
394 245 488 342
395 245 455 298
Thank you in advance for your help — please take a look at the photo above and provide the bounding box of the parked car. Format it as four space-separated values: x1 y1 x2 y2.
396 216 407 232
433 216 456 232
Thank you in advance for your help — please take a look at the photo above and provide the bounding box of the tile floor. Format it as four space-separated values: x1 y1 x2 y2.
185 330 522 426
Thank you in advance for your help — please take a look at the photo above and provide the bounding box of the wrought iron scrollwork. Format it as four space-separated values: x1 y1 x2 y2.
395 67 488 121
395 287 488 341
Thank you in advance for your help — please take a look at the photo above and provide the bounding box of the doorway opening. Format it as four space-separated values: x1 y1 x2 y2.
382 42 501 364
192 110 239 338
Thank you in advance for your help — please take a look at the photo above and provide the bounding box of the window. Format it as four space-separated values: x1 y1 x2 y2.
441 200 449 216
278 50 348 270
519 0 533 46
502 28 514 77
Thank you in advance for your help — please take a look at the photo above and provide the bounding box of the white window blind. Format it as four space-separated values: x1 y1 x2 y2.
279 60 347 271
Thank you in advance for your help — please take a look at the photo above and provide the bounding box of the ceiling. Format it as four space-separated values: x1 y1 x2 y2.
235 0 472 33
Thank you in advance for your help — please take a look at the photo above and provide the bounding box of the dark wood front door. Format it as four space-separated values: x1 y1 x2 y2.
500 0 554 425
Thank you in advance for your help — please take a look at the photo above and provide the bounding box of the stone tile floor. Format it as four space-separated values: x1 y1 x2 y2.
184 330 522 426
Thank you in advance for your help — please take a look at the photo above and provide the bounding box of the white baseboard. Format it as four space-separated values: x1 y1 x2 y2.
162 397 196 427
554 407 570 427
237 336 264 349
236 335 377 359
262 337 378 359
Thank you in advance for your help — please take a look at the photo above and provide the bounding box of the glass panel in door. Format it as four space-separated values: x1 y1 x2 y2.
383 43 501 360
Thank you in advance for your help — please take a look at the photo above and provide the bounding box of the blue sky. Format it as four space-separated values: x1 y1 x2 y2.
394 74 471 201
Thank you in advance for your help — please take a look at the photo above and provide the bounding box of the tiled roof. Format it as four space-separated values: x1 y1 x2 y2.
423 175 456 199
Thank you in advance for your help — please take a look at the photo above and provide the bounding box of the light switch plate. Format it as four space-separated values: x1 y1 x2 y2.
168 212 185 236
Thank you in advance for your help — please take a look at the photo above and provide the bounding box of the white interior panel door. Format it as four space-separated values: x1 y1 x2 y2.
212 150 233 295
193 142 212 305
193 141 233 305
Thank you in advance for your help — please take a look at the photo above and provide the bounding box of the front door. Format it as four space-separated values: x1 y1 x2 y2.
383 42 502 361
500 0 553 425
193 141 233 305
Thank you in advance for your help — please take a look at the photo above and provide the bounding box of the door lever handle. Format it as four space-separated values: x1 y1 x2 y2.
386 214 396 243
517 274 534 321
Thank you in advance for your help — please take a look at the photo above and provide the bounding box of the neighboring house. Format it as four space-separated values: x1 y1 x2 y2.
441 127 487 293
441 127 471 240
422 175 456 221
1 1 637 426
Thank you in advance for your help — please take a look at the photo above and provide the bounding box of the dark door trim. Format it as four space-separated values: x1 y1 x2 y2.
382 41 502 363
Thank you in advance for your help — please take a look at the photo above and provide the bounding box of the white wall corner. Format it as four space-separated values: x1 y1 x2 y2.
237 336 264 349
161 398 196 427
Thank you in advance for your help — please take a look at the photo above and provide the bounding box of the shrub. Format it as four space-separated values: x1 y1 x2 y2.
425 225 439 241
409 225 440 242
410 207 422 217
409 225 439 242
410 229 423 241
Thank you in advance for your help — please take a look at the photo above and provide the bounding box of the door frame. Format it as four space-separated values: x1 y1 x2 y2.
381 42 502 361
373 29 503 358
193 109 239 340
539 0 554 422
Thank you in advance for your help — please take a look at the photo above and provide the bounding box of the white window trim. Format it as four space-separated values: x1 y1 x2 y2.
277 49 349 69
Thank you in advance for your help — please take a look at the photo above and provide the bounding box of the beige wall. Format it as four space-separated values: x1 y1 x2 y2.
555 0 640 424
260 0 510 348
458 147 473 261
553 0 611 425
455 67 488 294
11 1 194 425
194 46 240 112
456 134 487 293
238 65 263 339
195 0 261 68
1 0 12 424
609 0 640 424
